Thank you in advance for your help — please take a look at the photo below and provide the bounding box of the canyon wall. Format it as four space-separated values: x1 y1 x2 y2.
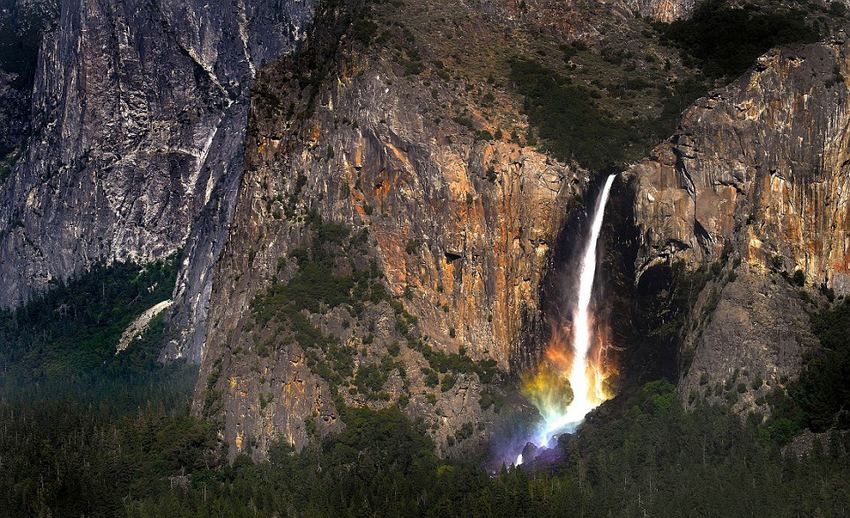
192 0 589 458
0 0 701 367
0 0 315 361
630 38 850 413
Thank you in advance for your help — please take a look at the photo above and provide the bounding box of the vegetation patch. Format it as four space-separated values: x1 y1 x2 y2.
0 255 180 385
657 1 821 80
509 58 704 171
762 298 850 440
122 381 850 516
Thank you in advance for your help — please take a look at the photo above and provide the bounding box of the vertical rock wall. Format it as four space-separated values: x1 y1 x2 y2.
630 39 850 412
194 12 585 454
0 0 315 364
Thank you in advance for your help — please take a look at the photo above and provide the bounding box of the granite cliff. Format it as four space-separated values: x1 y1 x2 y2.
629 36 850 414
193 0 850 457
193 0 592 458
2 0 849 458
0 0 315 363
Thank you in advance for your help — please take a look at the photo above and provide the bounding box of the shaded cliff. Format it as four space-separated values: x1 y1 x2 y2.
0 0 315 366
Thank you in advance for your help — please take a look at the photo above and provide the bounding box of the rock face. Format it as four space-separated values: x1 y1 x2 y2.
0 0 697 368
629 39 850 410
677 266 820 414
0 0 315 363
193 0 585 458
0 0 58 160
632 40 850 294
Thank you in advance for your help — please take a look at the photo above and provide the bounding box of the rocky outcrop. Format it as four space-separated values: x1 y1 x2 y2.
0 0 315 366
629 38 850 409
0 0 698 370
116 299 173 354
783 428 849 457
631 39 850 294
677 266 820 414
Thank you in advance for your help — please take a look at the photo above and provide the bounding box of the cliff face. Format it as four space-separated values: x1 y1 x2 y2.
193 0 593 458
190 0 751 459
0 0 699 366
630 38 850 412
0 0 315 362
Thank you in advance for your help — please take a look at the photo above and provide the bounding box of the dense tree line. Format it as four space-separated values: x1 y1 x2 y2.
1 256 849 517
0 255 179 385
120 380 848 518
4 372 848 517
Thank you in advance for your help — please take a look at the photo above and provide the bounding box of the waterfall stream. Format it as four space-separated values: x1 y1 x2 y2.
518 173 617 463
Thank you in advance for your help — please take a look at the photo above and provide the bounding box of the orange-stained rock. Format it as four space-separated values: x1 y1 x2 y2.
193 35 583 459
631 41 850 296
630 40 850 414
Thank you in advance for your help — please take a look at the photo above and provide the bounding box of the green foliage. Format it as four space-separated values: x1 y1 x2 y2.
0 377 215 517
509 58 629 170
478 387 504 412
251 215 400 392
638 379 676 412
455 422 473 441
407 337 498 383
405 238 421 254
657 1 820 80
351 16 378 45
763 299 850 437
422 367 439 387
0 255 179 385
509 58 701 171
794 299 850 430
440 372 457 392
129 406 441 517
354 359 391 397
126 381 850 516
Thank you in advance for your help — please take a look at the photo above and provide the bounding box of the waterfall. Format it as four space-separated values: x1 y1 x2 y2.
526 173 617 451
561 173 616 422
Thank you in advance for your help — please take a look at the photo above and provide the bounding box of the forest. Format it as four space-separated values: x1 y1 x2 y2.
1 261 848 517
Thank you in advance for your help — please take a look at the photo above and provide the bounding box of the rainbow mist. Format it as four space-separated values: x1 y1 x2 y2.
521 173 617 455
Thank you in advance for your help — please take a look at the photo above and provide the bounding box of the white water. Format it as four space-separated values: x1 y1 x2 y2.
532 173 617 448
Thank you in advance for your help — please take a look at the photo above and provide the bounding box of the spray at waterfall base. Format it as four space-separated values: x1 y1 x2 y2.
521 323 616 449
515 174 618 463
